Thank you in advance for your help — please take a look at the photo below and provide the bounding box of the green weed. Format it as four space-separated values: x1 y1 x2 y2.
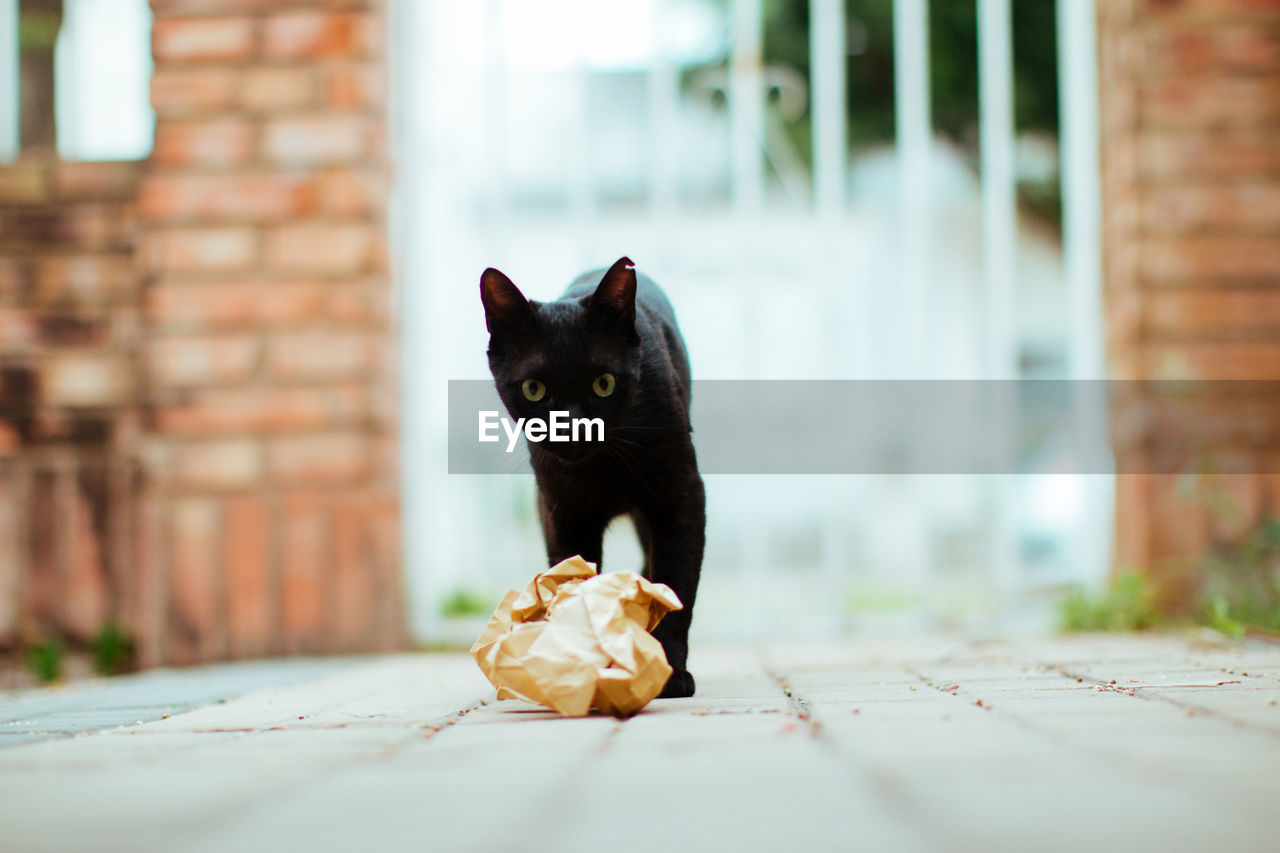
91 623 135 676
1059 572 1159 632
440 588 493 619
26 640 64 684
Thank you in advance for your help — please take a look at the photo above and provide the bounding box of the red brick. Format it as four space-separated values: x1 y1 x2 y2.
16 254 139 305
154 385 365 434
0 203 135 251
1140 184 1280 233
224 495 274 658
23 473 61 636
239 67 317 112
153 0 378 13
1136 0 1280 22
152 118 253 167
53 162 142 201
264 223 375 274
266 329 370 379
62 489 110 641
1140 76 1280 128
150 334 260 387
317 169 385 217
263 11 378 60
140 173 318 223
1146 476 1210 612
368 229 390 274
170 498 225 661
369 489 402 648
280 494 331 650
131 494 168 667
1146 341 1280 379
151 68 237 115
0 163 53 204
1143 26 1280 74
0 308 37 348
269 433 369 482
150 226 257 273
1137 129 1280 180
153 17 255 64
261 114 374 166
147 278 327 328
1141 235 1280 283
333 499 374 643
0 422 20 454
328 280 386 323
1147 289 1280 337
171 439 265 489
371 430 396 472
324 63 385 108
41 354 134 407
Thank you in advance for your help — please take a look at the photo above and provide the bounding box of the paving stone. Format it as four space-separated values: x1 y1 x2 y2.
0 636 1277 852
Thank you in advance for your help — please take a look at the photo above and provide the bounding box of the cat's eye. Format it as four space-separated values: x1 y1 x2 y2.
521 379 546 402
592 373 616 398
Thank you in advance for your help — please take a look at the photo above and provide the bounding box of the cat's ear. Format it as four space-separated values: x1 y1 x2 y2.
589 256 637 329
480 267 532 337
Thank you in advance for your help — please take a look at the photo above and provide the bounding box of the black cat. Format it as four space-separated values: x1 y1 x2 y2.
480 256 705 698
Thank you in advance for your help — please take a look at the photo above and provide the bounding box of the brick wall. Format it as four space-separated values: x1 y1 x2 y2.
139 0 400 664
0 160 143 650
1 0 402 666
1099 0 1280 610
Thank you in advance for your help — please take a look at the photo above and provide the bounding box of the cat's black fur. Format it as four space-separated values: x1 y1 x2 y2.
480 257 705 698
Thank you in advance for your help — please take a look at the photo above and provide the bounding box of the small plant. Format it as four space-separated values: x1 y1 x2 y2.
440 588 493 619
1060 572 1158 632
26 640 64 684
91 623 135 676
1198 517 1280 637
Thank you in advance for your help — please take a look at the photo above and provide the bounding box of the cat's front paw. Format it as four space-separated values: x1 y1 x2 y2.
659 669 696 698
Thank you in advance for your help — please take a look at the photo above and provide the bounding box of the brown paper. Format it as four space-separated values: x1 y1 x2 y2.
470 556 683 717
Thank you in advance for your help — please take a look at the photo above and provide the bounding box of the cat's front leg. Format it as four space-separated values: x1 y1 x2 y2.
538 489 606 569
636 484 705 698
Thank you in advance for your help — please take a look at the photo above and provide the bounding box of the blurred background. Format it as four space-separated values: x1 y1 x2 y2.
400 0 1111 644
2 0 1278 681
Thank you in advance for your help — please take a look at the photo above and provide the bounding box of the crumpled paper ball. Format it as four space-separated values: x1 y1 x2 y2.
470 556 683 717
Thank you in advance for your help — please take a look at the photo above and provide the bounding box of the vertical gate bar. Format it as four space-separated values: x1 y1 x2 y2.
810 0 846 219
978 0 1020 608
894 0 930 378
730 0 764 213
0 0 16 160
482 0 509 234
648 0 680 223
1058 0 1113 594
568 66 597 266
810 0 853 593
892 0 935 609
1058 0 1103 381
978 0 1017 379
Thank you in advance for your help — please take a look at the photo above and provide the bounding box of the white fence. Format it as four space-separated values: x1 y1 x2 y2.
394 0 1113 642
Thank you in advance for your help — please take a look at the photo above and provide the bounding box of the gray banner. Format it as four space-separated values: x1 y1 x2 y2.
447 380 1280 475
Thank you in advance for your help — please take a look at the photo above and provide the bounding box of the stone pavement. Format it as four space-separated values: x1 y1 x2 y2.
1 633 1278 852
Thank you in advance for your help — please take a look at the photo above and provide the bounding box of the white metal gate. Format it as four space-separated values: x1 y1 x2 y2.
393 0 1113 642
